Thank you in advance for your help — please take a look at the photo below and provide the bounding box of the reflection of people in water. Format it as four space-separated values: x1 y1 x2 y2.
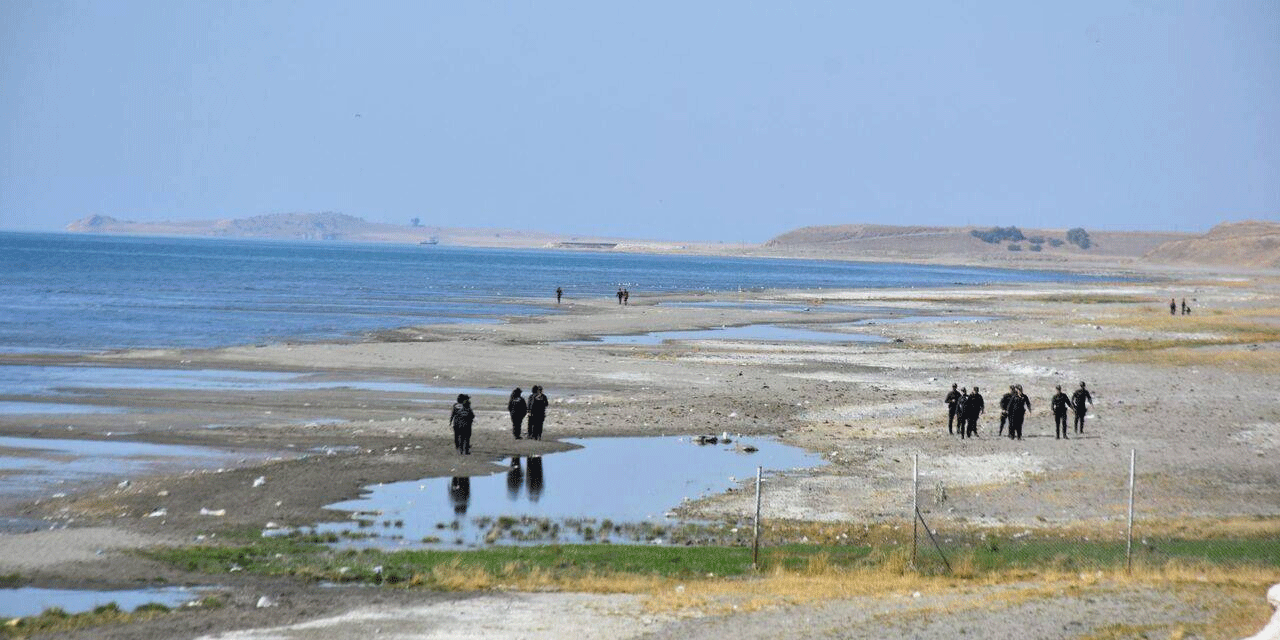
448 476 470 516
506 457 523 500
526 456 543 503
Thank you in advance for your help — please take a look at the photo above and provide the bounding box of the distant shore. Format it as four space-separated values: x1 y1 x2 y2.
61 212 1280 275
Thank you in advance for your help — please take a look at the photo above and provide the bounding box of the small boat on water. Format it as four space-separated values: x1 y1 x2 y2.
419 236 439 245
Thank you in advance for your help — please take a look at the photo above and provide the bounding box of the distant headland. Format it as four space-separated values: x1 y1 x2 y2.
65 212 1279 270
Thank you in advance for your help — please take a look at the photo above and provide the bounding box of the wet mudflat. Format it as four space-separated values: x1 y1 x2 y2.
849 314 994 324
309 436 825 549
0 365 506 399
0 586 211 618
567 323 888 346
0 436 281 508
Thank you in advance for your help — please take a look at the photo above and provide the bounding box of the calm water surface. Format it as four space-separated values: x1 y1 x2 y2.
1 232 1115 353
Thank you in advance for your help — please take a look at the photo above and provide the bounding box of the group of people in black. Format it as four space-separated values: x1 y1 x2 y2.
1169 297 1192 315
615 287 630 305
944 381 1093 441
447 386 550 455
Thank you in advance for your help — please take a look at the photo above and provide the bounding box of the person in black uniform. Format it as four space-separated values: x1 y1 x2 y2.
944 383 961 435
1050 384 1071 439
449 394 474 455
964 386 984 438
998 386 1014 437
1006 385 1030 440
527 385 549 440
556 287 563 304
1072 381 1094 433
1169 298 1177 315
507 388 527 439
955 387 968 437
616 288 624 305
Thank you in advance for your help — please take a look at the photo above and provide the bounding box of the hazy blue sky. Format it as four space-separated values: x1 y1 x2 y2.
2 1 1276 241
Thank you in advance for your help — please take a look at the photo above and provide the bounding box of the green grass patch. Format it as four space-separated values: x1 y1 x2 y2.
146 532 1277 588
147 537 874 585
912 535 1280 575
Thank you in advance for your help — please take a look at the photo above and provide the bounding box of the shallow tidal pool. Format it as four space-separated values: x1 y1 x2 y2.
300 436 826 549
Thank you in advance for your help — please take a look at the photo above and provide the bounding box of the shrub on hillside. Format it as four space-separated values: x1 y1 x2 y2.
970 226 1026 244
1007 243 1022 251
1028 236 1045 244
1048 238 1064 247
1066 227 1092 249
1028 243 1042 252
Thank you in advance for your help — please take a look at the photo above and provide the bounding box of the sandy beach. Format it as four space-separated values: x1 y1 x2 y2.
1 264 1277 639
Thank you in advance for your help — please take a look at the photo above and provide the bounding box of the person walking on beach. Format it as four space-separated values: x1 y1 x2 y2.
508 388 527 439
449 394 474 455
944 383 961 435
527 385 549 440
1072 381 1094 433
963 386 984 438
616 288 624 305
1181 298 1189 315
1170 298 1177 315
998 386 1014 437
1051 385 1071 440
556 287 563 304
623 289 630 305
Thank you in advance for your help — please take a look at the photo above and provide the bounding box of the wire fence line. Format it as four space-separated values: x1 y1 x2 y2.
743 451 1277 575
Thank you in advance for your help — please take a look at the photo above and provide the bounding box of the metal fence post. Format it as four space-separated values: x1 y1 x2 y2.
912 453 919 568
1126 449 1136 574
752 465 762 570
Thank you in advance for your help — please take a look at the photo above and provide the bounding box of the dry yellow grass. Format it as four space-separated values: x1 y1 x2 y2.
1094 345 1280 371
1093 305 1280 335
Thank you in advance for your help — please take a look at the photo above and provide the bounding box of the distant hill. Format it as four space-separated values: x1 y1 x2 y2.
1144 220 1280 269
764 223 1189 265
64 212 620 248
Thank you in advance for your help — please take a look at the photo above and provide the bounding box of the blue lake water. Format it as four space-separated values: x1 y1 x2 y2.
307 435 825 549
0 586 210 618
0 435 280 507
1 232 1115 354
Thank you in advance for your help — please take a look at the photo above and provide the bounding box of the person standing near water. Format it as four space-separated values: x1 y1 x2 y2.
1170 298 1177 315
508 388 527 439
527 385 549 440
1006 385 1030 440
1072 381 1094 433
556 287 563 304
616 288 624 305
964 386 984 438
944 383 961 435
1051 384 1071 439
998 385 1014 437
623 289 630 305
449 394 474 455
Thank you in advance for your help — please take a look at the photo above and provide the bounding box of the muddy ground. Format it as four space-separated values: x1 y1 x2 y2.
1 266 1277 639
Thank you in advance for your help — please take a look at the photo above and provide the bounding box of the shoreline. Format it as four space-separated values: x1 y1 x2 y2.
0 269 1277 638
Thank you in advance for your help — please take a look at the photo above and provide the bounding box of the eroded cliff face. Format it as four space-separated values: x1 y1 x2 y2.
1144 220 1280 269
